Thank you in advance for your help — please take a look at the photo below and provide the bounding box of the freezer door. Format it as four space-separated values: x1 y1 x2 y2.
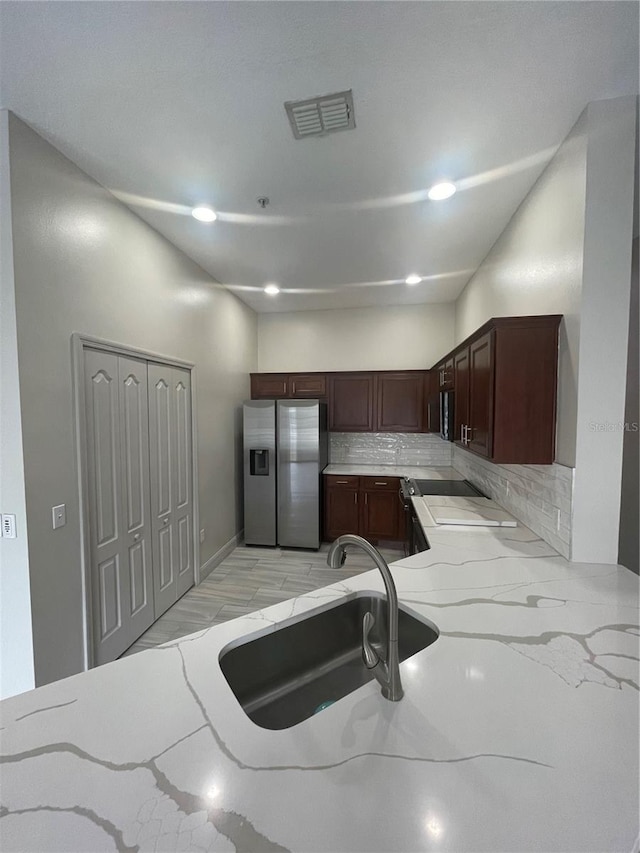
243 400 277 546
277 400 322 548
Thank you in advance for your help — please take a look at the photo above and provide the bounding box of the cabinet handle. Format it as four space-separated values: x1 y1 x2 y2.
291 381 296 394
374 481 387 485
465 426 472 445
336 480 349 484
354 493 357 504
365 493 368 505
460 424 465 442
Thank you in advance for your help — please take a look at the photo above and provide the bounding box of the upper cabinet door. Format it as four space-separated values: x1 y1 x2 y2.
250 373 289 399
290 374 327 398
329 373 375 431
468 332 494 458
453 348 470 444
376 372 425 432
438 359 454 390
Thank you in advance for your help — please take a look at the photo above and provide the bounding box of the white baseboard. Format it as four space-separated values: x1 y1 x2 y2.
198 530 243 582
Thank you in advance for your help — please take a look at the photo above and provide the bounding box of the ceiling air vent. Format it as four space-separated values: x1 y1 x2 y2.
284 90 355 140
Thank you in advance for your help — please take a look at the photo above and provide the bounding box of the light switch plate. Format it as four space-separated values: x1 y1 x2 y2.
52 504 66 530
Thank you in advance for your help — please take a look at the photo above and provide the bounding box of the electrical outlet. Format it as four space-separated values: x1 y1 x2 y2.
1 514 16 539
200 528 205 543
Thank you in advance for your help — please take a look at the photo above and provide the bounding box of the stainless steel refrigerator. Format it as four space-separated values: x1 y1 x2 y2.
243 399 328 548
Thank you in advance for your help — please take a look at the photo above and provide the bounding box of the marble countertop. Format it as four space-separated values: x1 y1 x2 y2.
414 495 518 529
323 463 465 479
1 527 638 852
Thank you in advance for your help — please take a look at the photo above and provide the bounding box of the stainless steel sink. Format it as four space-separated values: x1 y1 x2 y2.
219 593 438 730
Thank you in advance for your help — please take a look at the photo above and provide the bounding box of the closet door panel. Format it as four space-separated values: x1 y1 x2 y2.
84 349 130 664
98 556 122 640
173 369 193 597
128 541 147 616
117 356 154 636
148 365 177 617
148 364 194 613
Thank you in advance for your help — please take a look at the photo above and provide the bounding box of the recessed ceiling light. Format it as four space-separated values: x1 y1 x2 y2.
264 284 280 295
405 274 422 286
191 206 217 222
427 182 456 201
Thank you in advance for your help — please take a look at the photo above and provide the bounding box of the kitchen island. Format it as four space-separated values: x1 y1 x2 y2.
1 522 638 852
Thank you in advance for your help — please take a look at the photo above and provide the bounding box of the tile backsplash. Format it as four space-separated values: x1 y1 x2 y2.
452 445 573 559
329 432 453 467
329 434 574 558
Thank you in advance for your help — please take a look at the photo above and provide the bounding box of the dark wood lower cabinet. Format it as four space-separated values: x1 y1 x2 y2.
324 475 404 544
361 490 399 540
324 484 360 540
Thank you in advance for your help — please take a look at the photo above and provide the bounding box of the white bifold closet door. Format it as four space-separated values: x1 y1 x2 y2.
84 351 194 665
147 363 194 619
84 350 155 665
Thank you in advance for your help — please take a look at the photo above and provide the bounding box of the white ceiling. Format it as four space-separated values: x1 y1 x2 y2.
1 1 638 314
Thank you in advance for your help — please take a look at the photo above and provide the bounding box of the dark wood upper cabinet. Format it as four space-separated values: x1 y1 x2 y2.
467 332 494 458
491 320 560 464
250 315 561 459
453 348 470 445
250 373 326 400
328 373 375 431
289 374 326 398
376 372 425 432
250 373 289 399
425 369 440 434
437 315 561 464
437 358 454 390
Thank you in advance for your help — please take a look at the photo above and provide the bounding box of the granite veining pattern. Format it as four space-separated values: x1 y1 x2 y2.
1 524 638 852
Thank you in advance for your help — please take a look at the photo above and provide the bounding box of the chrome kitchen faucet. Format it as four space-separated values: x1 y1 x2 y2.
327 535 404 701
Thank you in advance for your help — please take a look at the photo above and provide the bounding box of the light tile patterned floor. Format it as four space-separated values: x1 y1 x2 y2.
121 542 403 656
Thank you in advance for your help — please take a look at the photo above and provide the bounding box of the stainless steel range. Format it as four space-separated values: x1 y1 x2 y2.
399 477 486 554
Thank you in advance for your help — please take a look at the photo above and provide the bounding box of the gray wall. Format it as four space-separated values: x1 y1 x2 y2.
454 97 637 564
618 235 639 574
0 110 35 698
571 97 636 563
8 114 257 688
258 303 455 372
455 110 587 467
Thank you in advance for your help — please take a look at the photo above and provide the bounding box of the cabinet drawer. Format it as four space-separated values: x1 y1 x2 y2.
290 374 326 397
359 476 399 491
325 474 360 488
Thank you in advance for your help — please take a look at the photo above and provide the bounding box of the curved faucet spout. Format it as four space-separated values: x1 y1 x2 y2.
327 534 404 701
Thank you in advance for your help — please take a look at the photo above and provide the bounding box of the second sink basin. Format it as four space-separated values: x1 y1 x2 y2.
219 593 438 730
